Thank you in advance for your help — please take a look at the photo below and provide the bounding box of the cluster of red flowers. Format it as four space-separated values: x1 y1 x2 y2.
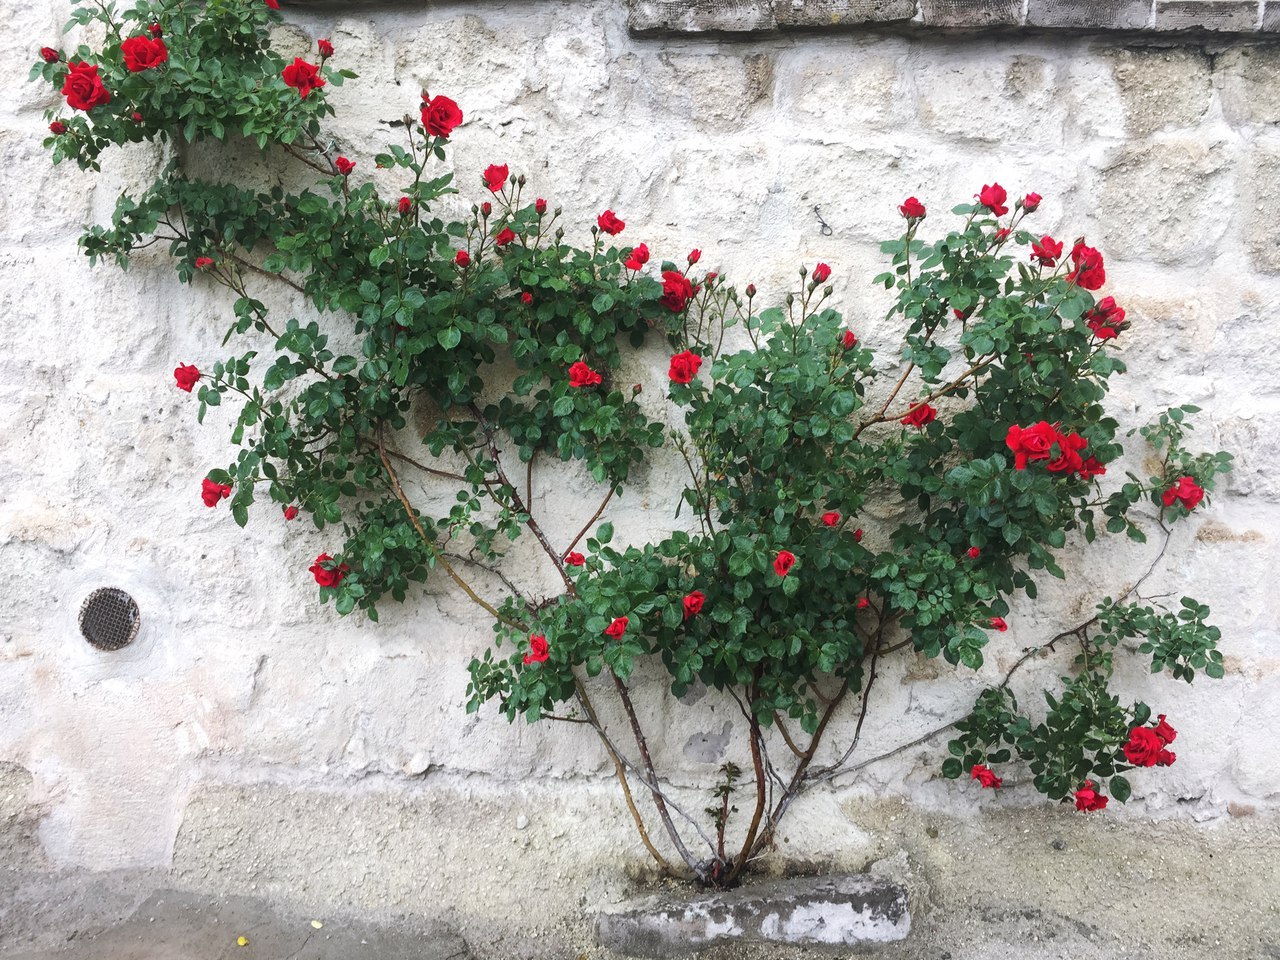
1162 476 1205 511
1085 297 1127 340
309 553 349 588
1123 715 1177 768
1005 422 1105 480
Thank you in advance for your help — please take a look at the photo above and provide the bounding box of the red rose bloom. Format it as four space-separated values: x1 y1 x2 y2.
568 361 603 388
281 58 325 99
1066 241 1106 290
494 227 516 247
149 23 163 36
62 61 111 111
683 591 706 620
201 478 232 507
773 550 796 577
856 597 871 609
604 617 629 639
49 121 67 134
1022 192 1042 212
317 38 334 58
821 511 840 527
283 505 299 520
811 262 832 284
564 551 585 566
1162 476 1204 511
899 197 926 219
398 196 412 215
121 35 168 72
660 271 696 312
597 210 625 235
1074 781 1108 812
535 198 547 215
1157 749 1177 766
977 183 1008 217
454 250 470 268
1005 421 1061 470
195 257 214 269
989 616 1008 632
1085 296 1127 340
1031 235 1063 266
624 243 650 271
667 350 702 385
483 163 508 193
1153 714 1177 746
335 156 355 176
309 553 349 588
841 330 857 350
1123 726 1163 767
521 292 533 305
174 363 200 392
967 546 981 559
971 764 1002 789
420 93 463 139
131 111 143 122
265 0 280 9
1045 430 1088 474
523 633 550 665
901 403 937 429
994 228 1011 242
1077 457 1107 481
40 47 60 63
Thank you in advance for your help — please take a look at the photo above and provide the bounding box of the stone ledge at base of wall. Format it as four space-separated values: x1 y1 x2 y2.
627 0 1280 35
594 873 910 958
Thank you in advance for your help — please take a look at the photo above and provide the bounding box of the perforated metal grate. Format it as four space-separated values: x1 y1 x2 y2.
78 588 140 651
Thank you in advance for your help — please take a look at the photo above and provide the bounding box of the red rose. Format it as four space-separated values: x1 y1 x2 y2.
660 271 696 312
1162 476 1204 511
1031 235 1063 266
1085 296 1127 340
568 360 602 388
682 591 706 620
706 272 718 283
901 403 937 429
455 250 470 268
988 616 1008 632
899 197 926 219
624 243 650 271
1066 241 1106 290
1074 781 1108 812
121 35 168 72
687 249 701 264
335 156 355 176
773 550 796 577
195 257 214 269
604 617 629 639
309 553 349 588
994 228 1011 242
854 529 863 542
521 292 533 305
953 307 971 321
317 38 334 58
745 284 756 298
494 227 516 247
856 597 870 609
1157 749 1176 767
971 764 1002 789
1077 457 1107 481
977 183 1008 217
483 163 508 193
523 633 550 665
420 93 463 139
281 58 325 99
1123 726 1163 767
967 546 981 559
841 330 857 350
265 0 280 8
811 262 831 284
535 198 547 215
62 61 111 111
564 552 585 566
667 350 702 385
1045 430 1087 474
398 197 412 215
174 363 200 392
821 511 840 527
597 210 625 235
49 121 67 134
201 478 231 507
148 23 163 36
283 505 299 520
1153 714 1177 745
1004 421 1060 470
40 47 60 63
1022 192 1042 212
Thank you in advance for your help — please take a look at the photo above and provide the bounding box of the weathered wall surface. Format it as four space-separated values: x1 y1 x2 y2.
2 0 1280 952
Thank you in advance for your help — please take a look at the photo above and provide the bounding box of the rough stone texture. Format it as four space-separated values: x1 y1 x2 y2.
4 0 1280 956
1153 0 1261 31
774 0 917 26
1027 0 1152 28
628 0 777 34
594 874 910 956
919 0 1024 26
1266 0 1280 28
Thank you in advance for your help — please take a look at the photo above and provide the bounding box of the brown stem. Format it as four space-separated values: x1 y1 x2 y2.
771 712 806 759
229 253 307 296
727 701 767 885
563 485 617 557
375 444 469 484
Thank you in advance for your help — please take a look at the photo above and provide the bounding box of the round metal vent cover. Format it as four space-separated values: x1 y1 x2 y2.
78 588 141 651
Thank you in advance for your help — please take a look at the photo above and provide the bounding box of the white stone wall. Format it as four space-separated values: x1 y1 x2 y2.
2 0 1279 915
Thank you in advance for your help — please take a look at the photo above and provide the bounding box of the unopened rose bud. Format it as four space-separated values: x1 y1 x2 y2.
517 174 526 187
481 202 492 216
555 228 565 240
786 293 794 307
535 198 547 215
554 206 563 217
131 111 143 122
688 249 701 265
632 383 642 395
49 121 67 134
746 284 756 298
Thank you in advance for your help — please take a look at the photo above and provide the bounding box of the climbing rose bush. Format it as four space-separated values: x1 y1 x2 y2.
34 0 1231 889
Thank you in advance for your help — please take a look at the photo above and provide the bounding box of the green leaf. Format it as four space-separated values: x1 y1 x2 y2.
1110 775 1131 803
